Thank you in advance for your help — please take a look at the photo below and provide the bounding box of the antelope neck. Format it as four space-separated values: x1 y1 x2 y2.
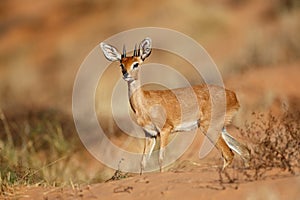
127 79 145 113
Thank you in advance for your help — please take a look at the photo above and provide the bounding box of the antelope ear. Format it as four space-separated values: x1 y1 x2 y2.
139 37 152 60
100 42 121 62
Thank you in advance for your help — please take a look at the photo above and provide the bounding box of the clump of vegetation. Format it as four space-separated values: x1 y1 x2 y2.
104 159 130 182
0 108 82 196
206 107 300 189
238 109 300 181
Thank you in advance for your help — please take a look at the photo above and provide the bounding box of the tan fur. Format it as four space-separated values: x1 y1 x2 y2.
130 85 239 130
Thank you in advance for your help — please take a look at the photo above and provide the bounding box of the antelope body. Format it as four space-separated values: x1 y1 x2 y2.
100 38 250 174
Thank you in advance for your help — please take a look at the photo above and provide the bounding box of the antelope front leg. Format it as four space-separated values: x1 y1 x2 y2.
140 136 156 175
159 127 171 172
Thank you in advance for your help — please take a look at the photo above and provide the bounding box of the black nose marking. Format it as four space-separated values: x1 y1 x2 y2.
122 68 127 75
123 71 129 78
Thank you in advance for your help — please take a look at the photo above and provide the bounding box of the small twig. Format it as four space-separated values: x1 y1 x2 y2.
20 155 69 182
113 186 133 193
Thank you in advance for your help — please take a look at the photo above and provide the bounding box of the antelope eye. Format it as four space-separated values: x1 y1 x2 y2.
133 63 139 69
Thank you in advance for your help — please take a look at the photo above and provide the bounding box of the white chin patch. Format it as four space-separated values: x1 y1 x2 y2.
123 77 134 82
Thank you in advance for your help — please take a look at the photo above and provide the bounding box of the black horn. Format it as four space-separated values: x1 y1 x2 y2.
133 44 137 57
122 45 126 58
137 47 140 56
137 44 140 57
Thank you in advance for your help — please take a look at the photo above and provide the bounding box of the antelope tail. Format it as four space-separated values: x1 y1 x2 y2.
221 128 251 165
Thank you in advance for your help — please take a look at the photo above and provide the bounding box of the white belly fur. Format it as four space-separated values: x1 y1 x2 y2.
143 120 199 136
174 120 199 132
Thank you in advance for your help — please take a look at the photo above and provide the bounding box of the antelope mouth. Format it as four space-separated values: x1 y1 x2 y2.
123 76 134 82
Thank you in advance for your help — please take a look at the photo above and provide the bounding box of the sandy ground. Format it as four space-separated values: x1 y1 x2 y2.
16 173 300 200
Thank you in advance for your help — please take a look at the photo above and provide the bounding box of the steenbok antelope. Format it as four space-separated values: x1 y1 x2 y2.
100 37 250 174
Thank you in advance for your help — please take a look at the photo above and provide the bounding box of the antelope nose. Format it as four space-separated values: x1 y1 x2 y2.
123 72 130 80
123 72 128 77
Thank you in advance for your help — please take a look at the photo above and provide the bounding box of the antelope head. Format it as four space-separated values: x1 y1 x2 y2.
100 37 152 82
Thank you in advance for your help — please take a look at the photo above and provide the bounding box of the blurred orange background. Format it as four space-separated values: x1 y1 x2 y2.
1 0 299 116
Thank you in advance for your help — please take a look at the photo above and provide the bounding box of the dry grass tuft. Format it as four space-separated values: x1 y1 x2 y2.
0 108 83 196
238 109 300 180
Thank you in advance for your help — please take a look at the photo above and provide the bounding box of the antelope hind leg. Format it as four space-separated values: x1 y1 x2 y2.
216 136 234 170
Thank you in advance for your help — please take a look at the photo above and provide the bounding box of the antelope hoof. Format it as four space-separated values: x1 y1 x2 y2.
222 159 231 171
